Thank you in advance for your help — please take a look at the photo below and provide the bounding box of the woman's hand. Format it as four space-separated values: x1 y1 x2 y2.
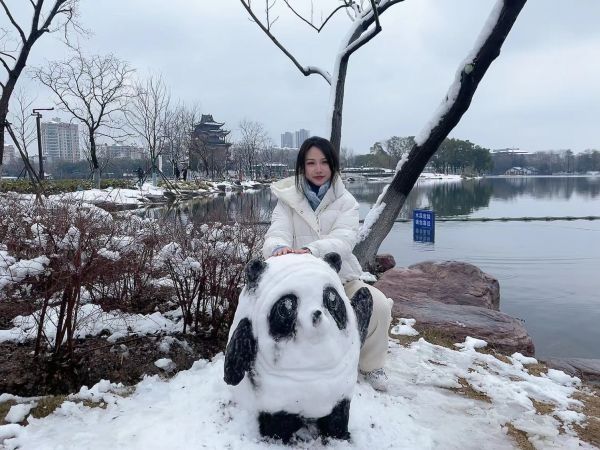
271 247 312 257
272 246 294 257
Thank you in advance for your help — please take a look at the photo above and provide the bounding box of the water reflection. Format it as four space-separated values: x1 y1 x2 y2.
143 188 276 224
489 176 600 201
144 175 600 222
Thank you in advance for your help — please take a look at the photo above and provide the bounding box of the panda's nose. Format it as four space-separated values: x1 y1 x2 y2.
312 310 322 326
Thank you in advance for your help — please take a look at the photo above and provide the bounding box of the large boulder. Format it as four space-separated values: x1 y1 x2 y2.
376 261 500 310
545 358 600 385
387 298 535 356
375 261 535 356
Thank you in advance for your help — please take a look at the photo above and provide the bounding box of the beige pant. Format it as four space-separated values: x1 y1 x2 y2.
344 279 393 372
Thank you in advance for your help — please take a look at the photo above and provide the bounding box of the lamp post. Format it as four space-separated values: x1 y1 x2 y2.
32 107 54 180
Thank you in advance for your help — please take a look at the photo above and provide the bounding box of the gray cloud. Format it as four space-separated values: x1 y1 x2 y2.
7 0 600 153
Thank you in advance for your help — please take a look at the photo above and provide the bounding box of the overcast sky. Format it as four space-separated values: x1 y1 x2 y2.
5 0 600 154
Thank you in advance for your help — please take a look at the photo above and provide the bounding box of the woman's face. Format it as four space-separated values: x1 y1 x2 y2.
304 146 332 186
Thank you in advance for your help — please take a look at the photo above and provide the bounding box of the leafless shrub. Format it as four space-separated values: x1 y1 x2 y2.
157 219 265 336
1 197 139 356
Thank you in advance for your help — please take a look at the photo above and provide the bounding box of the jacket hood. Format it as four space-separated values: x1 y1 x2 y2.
271 175 345 209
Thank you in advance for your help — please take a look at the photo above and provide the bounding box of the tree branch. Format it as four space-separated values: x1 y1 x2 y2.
282 0 350 33
239 0 331 84
0 0 27 43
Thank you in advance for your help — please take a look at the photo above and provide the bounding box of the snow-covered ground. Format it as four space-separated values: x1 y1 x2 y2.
59 183 168 205
32 180 265 207
0 327 595 450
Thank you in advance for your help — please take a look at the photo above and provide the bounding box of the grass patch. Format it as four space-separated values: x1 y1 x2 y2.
525 363 548 377
390 327 459 350
573 387 600 448
29 395 67 419
444 377 492 403
504 423 536 450
0 399 17 425
531 399 555 415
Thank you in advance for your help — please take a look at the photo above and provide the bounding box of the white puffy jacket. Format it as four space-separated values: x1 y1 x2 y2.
262 176 364 283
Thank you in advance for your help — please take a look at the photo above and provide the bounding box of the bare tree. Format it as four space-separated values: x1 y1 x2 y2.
241 0 528 268
126 74 171 186
0 0 80 180
7 88 37 175
165 101 200 178
234 119 271 180
34 49 132 187
340 146 355 169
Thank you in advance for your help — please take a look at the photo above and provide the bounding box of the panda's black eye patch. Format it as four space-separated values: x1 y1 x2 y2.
323 287 347 330
268 294 298 340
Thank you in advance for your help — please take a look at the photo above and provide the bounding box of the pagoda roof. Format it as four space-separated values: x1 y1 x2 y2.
199 114 224 127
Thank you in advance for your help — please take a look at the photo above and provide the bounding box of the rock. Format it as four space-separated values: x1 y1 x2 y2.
388 297 535 356
545 358 600 385
376 261 500 310
375 261 534 356
374 254 396 273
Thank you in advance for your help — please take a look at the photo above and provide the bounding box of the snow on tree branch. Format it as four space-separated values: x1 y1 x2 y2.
354 0 528 268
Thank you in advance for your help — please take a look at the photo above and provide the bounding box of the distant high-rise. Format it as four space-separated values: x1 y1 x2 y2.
280 129 310 149
3 144 16 163
41 118 80 162
280 131 294 149
295 129 310 148
99 144 145 160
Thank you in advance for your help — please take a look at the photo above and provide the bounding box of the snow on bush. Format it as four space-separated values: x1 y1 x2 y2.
0 195 265 358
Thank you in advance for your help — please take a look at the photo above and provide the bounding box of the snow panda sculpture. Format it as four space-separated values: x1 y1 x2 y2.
224 252 373 442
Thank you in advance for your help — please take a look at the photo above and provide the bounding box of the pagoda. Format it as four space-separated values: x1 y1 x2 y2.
189 114 232 176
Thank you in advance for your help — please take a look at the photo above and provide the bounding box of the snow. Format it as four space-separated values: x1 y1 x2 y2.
0 304 181 345
511 352 539 366
154 358 176 373
69 380 127 404
390 318 419 337
357 201 385 242
0 254 49 291
545 369 580 387
58 183 166 206
454 336 488 351
4 403 36 424
1 337 593 449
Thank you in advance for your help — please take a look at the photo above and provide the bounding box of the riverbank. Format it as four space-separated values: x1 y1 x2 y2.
0 179 268 210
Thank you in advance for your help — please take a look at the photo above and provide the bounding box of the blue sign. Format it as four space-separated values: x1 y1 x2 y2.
413 209 435 243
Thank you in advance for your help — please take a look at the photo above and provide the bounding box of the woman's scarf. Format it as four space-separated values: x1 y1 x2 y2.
303 178 331 211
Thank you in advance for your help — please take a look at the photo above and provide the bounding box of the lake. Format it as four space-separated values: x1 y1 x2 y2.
156 176 600 360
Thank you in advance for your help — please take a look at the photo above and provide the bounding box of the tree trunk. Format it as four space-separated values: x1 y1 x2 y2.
329 56 349 155
89 131 101 188
354 0 528 270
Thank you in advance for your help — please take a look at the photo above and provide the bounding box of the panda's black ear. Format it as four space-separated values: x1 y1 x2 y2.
224 318 257 385
245 258 267 289
323 252 342 273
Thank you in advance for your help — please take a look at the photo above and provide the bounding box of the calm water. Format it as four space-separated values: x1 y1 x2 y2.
157 176 600 360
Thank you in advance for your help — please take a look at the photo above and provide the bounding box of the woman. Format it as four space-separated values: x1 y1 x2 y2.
262 136 393 391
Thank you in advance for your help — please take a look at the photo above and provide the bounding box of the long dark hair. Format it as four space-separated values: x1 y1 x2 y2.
294 136 340 191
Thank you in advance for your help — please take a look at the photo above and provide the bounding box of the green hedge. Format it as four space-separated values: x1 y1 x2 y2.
0 178 137 194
